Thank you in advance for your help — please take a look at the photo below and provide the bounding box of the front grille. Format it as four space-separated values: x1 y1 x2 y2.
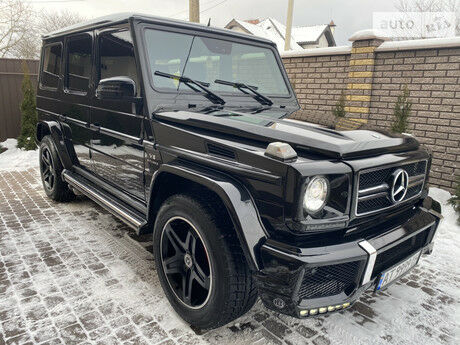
372 227 430 277
356 160 427 216
298 261 361 300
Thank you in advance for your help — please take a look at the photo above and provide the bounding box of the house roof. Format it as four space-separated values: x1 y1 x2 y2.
230 18 302 50
225 17 336 51
292 24 329 44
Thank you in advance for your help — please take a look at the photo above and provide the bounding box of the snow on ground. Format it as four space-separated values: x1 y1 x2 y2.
0 138 39 171
0 139 459 345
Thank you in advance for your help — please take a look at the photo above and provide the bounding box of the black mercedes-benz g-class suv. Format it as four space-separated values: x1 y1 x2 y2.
36 13 442 329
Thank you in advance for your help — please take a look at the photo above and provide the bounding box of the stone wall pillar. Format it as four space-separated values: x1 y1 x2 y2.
345 30 388 119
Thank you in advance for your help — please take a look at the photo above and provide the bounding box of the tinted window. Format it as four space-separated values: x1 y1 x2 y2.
41 44 62 89
66 34 92 92
99 29 138 95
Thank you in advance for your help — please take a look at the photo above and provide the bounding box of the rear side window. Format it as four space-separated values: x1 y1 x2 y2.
66 34 92 93
41 43 62 89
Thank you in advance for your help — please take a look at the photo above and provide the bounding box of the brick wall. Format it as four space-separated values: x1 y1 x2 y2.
284 47 351 126
282 32 459 193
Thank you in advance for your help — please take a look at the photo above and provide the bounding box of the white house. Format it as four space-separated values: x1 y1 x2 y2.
224 17 336 51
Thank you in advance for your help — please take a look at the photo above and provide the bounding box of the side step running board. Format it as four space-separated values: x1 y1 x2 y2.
62 170 148 233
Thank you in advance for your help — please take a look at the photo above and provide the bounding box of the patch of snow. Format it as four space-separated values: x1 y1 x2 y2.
349 29 390 42
0 138 39 171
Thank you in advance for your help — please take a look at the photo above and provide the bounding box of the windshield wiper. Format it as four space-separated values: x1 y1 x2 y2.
214 79 273 106
154 71 225 105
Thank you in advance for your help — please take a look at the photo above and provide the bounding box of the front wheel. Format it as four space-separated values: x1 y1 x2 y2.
153 194 257 329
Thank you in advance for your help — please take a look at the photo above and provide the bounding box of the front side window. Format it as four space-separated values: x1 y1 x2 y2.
41 43 62 89
144 29 289 97
98 29 138 95
66 34 92 92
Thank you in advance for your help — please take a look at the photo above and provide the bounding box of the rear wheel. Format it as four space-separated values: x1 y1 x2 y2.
39 136 74 202
153 194 257 329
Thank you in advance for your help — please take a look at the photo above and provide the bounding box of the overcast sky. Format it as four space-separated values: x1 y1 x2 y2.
30 0 401 45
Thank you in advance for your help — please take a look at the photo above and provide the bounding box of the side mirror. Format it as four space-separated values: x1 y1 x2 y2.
96 76 136 100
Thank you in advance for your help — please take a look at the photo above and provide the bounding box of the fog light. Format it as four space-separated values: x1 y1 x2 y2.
327 306 335 312
309 309 318 315
343 302 350 308
299 310 308 316
319 307 327 314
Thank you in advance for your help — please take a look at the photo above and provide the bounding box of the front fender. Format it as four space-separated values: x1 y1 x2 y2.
36 121 73 170
148 162 268 271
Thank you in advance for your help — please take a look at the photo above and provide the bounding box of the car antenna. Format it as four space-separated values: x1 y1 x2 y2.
207 18 211 26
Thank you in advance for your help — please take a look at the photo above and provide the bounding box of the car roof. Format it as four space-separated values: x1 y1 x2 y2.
42 12 276 47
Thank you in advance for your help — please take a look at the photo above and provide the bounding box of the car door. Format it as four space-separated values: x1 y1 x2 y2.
90 27 145 201
62 32 95 172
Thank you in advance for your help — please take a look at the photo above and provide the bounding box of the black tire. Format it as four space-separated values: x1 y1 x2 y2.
39 135 74 202
153 194 257 330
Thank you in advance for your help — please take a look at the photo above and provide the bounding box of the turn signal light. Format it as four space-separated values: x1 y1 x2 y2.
265 142 297 161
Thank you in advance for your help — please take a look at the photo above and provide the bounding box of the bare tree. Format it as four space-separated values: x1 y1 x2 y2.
0 0 34 58
37 9 86 36
395 0 458 12
20 8 85 59
394 0 460 37
1 2 85 59
22 9 86 59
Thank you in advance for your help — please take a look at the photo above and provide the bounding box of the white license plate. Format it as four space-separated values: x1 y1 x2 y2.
376 250 421 291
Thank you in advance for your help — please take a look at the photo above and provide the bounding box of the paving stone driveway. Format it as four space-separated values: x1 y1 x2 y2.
0 169 458 345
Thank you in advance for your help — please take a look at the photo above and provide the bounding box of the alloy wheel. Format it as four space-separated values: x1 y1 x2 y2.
40 147 55 191
160 216 212 309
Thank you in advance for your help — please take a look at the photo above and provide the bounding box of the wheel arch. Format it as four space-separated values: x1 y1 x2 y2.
147 162 267 271
36 121 73 170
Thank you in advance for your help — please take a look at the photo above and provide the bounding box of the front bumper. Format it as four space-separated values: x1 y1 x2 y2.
255 197 442 318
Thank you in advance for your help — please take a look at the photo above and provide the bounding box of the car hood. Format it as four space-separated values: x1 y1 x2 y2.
154 110 419 160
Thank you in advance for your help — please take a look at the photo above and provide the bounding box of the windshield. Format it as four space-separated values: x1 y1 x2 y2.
144 29 290 97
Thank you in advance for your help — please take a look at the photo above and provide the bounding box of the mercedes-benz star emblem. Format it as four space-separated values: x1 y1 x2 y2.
390 169 409 203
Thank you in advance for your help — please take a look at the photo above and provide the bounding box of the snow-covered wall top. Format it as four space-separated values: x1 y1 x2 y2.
376 36 460 52
281 31 460 58
281 46 351 58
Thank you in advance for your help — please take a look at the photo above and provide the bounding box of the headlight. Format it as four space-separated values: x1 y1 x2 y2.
303 176 329 214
